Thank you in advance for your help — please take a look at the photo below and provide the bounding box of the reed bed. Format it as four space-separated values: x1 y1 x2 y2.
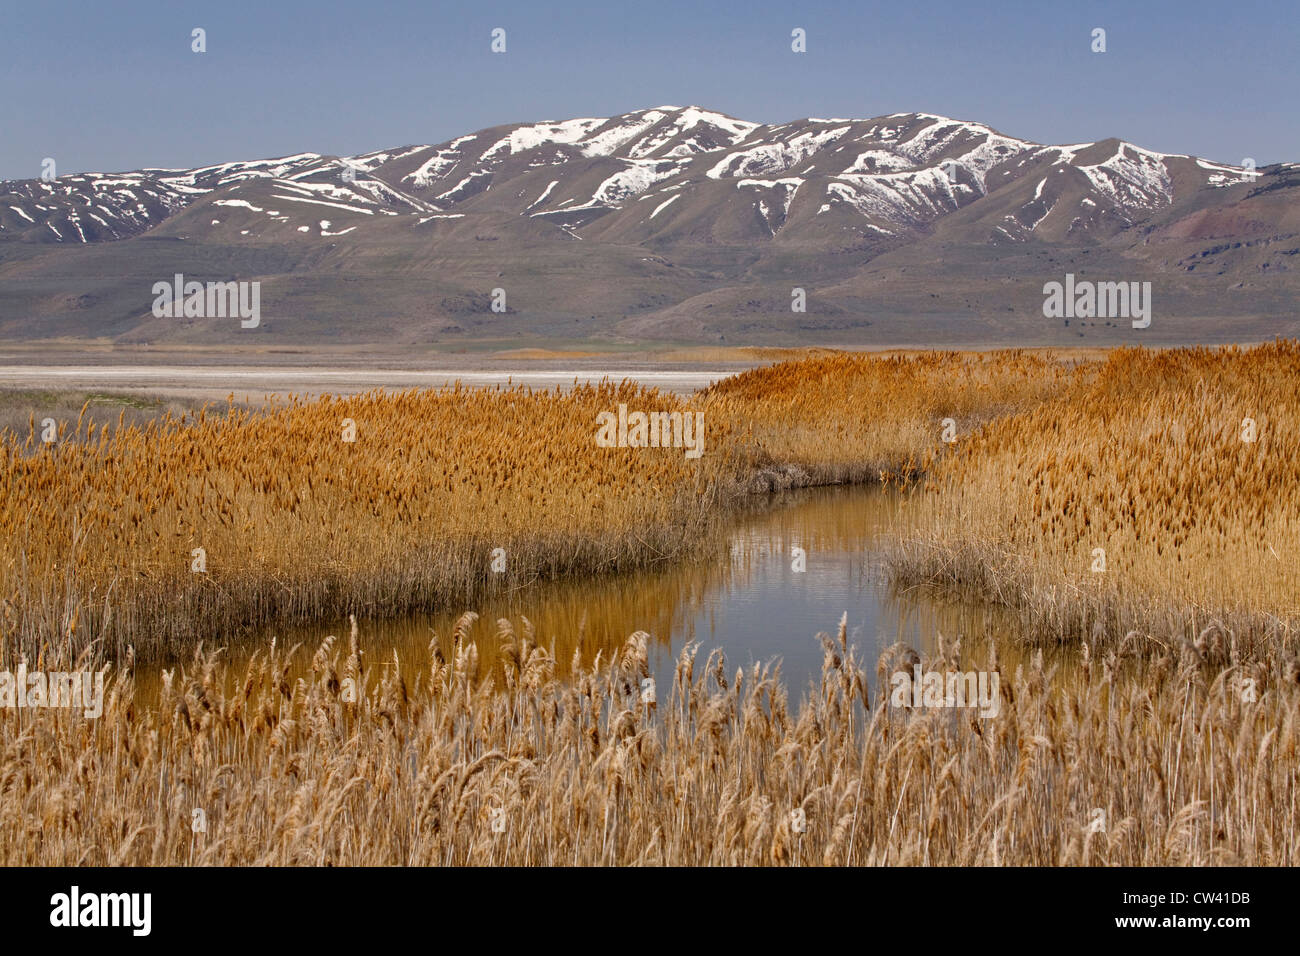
0 381 739 661
0 354 1063 662
894 342 1300 654
4 617 1296 866
701 350 1080 486
5 346 1299 868
6 344 1293 667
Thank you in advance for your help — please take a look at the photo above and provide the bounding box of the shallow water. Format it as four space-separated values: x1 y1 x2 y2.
144 484 1027 703
0 365 736 401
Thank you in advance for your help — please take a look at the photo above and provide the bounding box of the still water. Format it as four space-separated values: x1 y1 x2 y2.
162 484 1024 702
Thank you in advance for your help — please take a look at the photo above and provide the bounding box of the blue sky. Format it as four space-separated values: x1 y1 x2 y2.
2 0 1296 180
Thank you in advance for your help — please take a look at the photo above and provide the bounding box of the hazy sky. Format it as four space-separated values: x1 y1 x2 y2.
2 0 1296 180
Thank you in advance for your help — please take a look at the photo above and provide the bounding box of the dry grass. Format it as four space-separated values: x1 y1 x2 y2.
5 346 1300 867
701 350 1077 486
893 342 1300 654
5 345 1295 664
1 353 1066 662
4 616 1297 865
0 381 738 661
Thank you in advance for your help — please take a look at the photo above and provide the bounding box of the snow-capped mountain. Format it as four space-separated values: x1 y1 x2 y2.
1 107 1295 346
0 107 1250 246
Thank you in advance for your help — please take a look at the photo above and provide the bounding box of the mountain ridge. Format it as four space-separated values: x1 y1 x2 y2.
1 106 1296 346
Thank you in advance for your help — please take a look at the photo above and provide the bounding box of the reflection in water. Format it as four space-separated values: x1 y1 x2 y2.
137 485 1039 702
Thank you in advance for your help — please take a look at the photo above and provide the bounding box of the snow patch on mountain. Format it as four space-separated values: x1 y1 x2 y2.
845 150 915 174
405 137 477 188
272 194 376 215
649 194 680 219
707 127 851 179
592 160 686 205
480 119 605 162
525 180 559 212
435 170 492 203
1076 143 1174 217
213 199 265 213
